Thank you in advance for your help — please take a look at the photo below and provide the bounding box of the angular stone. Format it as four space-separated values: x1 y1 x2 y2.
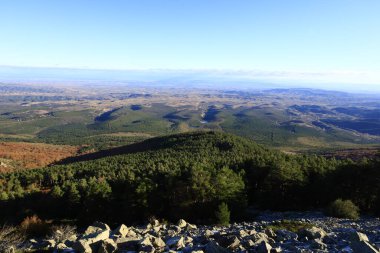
98 239 117 253
300 227 327 240
92 222 111 231
115 237 140 251
276 229 298 241
350 232 369 242
177 219 187 228
151 237 165 248
186 223 197 230
56 242 68 250
251 232 270 245
151 219 160 227
204 229 214 237
166 236 185 249
311 239 327 250
204 241 231 253
73 239 92 253
238 230 249 238
83 229 110 242
112 224 129 238
256 241 272 253
351 241 379 253
264 228 276 238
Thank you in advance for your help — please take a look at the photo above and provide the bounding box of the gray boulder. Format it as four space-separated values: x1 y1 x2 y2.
299 227 327 240
112 224 129 238
276 229 298 241
166 236 185 249
204 241 231 253
97 239 117 253
310 239 327 251
151 237 166 249
256 241 272 253
73 239 93 253
177 219 187 228
349 232 379 253
84 222 110 236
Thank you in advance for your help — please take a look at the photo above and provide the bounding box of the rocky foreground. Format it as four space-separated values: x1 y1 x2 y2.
22 212 380 253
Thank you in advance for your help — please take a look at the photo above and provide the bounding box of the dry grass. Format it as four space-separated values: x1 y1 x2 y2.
0 225 25 252
0 142 80 171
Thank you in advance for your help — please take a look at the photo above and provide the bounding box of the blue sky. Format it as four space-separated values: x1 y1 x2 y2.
0 0 380 85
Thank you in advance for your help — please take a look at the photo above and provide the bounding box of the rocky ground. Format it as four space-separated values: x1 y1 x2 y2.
19 212 380 253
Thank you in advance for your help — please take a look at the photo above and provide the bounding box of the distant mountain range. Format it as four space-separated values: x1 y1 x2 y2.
1 66 379 93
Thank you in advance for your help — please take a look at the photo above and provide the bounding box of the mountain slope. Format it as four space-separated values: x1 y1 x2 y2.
0 131 379 225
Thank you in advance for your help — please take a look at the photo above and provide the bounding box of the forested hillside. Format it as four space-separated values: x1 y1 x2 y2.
0 131 379 225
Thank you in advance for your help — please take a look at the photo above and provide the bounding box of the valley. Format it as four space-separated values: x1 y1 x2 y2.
0 83 379 171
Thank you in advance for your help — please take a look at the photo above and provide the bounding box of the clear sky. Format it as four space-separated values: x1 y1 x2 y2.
1 0 380 85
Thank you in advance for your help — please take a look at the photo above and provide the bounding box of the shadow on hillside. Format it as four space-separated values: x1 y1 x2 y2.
54 136 174 165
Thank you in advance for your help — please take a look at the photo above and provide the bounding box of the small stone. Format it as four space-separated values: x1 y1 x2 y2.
98 239 117 253
113 224 129 238
177 219 187 228
257 241 272 253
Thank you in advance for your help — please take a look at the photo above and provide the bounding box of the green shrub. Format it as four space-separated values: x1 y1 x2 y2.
326 199 359 219
215 202 230 226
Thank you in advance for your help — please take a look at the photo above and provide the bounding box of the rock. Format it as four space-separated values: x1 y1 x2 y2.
215 235 240 249
178 219 188 228
310 239 327 250
112 224 129 237
264 228 276 238
184 236 193 244
73 239 92 253
271 247 282 253
83 229 110 242
85 222 111 236
126 229 137 238
74 228 111 253
256 241 272 253
204 229 214 238
349 232 379 253
151 237 166 248
93 222 111 231
139 236 153 246
97 239 117 253
151 219 160 227
56 242 68 250
300 227 327 240
204 241 231 253
350 231 369 242
238 230 249 238
186 223 197 230
138 236 155 252
351 241 379 253
276 229 298 241
166 236 185 249
42 239 56 248
251 232 270 245
115 237 140 251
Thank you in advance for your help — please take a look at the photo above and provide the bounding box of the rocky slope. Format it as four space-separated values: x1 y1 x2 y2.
19 212 380 253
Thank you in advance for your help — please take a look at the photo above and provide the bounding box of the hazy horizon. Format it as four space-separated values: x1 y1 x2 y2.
1 65 380 94
1 1 380 92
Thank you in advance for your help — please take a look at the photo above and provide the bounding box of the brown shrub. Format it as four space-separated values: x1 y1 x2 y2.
20 215 51 238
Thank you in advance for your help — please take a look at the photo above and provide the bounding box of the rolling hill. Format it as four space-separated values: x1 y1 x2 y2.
0 131 379 225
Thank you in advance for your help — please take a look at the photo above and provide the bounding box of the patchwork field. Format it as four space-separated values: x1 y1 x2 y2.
0 83 379 166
